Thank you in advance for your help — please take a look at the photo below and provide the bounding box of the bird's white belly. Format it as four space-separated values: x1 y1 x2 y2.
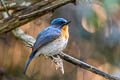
35 36 68 56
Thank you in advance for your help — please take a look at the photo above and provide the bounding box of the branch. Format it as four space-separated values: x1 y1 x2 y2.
1 0 120 79
0 0 54 11
0 0 74 35
12 28 120 80
0 0 32 11
59 52 120 80
12 28 35 47
0 0 10 16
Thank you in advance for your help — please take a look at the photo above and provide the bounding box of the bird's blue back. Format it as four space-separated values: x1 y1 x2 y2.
24 18 69 74
32 26 61 52
24 26 61 74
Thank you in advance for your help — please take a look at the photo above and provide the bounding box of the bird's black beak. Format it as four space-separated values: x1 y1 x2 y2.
64 21 71 25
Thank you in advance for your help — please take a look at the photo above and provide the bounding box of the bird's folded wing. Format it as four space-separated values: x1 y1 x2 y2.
31 27 61 55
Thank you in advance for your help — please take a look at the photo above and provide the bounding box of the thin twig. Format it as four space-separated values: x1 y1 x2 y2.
0 0 10 16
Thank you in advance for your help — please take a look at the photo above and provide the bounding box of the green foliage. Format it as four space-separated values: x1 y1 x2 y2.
86 11 99 31
102 0 119 14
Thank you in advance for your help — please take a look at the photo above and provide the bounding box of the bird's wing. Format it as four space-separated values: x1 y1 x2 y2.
32 27 61 55
24 27 61 74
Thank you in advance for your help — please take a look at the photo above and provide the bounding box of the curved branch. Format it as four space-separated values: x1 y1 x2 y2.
12 28 35 47
12 28 120 80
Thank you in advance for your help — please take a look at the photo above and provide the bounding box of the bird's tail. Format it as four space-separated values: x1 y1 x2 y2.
24 53 35 74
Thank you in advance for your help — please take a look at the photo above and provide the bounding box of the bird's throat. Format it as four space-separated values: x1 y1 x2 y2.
62 25 69 40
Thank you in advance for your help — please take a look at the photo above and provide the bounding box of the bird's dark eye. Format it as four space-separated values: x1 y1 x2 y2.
58 22 65 24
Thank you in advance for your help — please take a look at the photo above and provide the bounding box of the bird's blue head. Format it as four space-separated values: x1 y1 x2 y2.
51 18 71 28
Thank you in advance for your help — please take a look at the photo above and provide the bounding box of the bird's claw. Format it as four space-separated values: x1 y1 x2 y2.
51 55 64 74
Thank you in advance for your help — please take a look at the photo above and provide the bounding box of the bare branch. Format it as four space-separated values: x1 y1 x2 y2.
12 28 35 47
59 52 120 80
0 0 54 11
0 0 32 11
1 0 119 79
0 0 74 35
12 28 120 80
0 0 11 16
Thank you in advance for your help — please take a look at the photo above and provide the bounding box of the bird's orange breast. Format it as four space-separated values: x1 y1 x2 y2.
61 25 69 40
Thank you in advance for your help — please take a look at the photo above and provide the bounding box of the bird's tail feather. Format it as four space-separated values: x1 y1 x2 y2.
24 53 35 74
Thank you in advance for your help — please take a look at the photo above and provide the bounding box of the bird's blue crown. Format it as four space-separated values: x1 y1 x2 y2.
51 18 68 25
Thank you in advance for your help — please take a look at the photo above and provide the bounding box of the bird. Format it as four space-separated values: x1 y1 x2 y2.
24 18 71 74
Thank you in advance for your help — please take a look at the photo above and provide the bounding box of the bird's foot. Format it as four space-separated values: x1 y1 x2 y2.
51 55 64 74
24 41 33 48
44 55 49 59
